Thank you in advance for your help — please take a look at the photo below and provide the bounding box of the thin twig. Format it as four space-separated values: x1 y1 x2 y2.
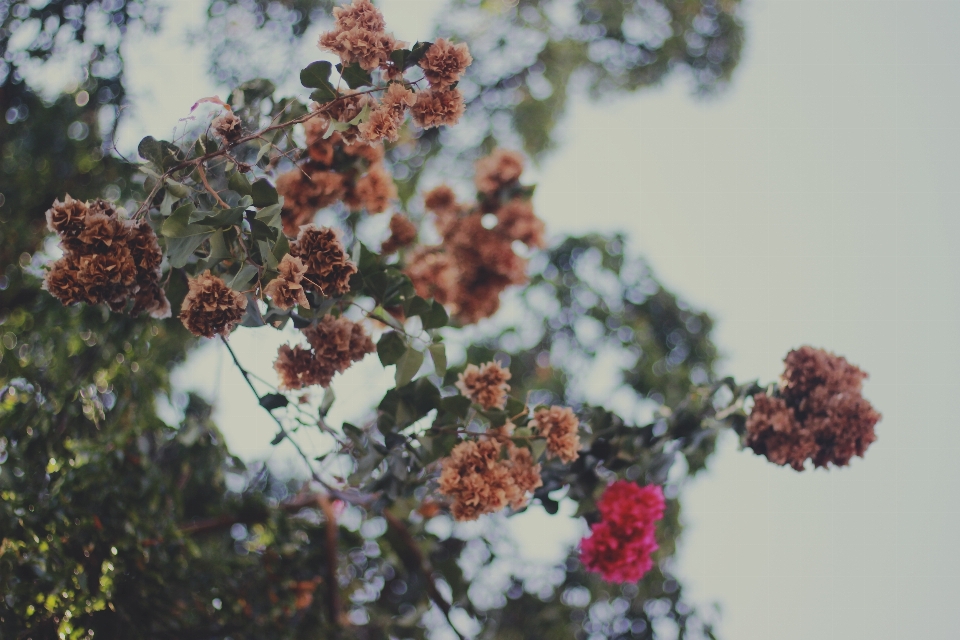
197 164 229 208
218 335 369 505
133 83 404 220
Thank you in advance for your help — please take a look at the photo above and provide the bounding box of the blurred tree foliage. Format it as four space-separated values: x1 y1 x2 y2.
1 0 748 637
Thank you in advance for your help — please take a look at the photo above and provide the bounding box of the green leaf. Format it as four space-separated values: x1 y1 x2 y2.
228 171 253 197
138 136 185 171
394 347 424 387
440 395 471 419
272 234 290 262
377 331 406 366
320 388 336 417
166 233 212 269
206 230 233 268
137 136 162 167
347 103 370 126
162 203 208 238
389 49 408 70
343 423 365 446
405 296 432 318
530 439 547 461
249 218 278 243
481 408 509 428
257 240 278 270
505 396 527 420
301 60 333 88
251 179 279 207
230 264 259 291
405 41 433 69
189 207 244 228
428 343 447 377
163 179 191 199
259 393 288 411
310 85 339 105
420 300 449 329
241 294 266 327
255 204 283 228
336 62 373 89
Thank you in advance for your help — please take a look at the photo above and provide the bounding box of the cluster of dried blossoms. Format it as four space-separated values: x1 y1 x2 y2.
455 361 512 410
318 0 470 131
179 271 247 338
274 314 375 389
406 149 545 323
289 224 356 297
530 406 581 464
438 361 582 520
580 481 666 583
278 1 472 236
438 424 543 521
380 213 417 254
43 196 170 318
745 346 881 471
276 120 395 235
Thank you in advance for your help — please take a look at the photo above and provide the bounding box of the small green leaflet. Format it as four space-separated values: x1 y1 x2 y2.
420 300 449 329
205 230 233 268
320 387 336 417
138 136 185 171
377 331 406 366
251 179 279 207
428 343 447 376
162 203 208 238
255 204 282 228
257 240 279 270
228 171 253 197
335 62 372 89
230 264 259 292
530 439 547 461
394 347 424 387
166 234 212 269
301 61 334 89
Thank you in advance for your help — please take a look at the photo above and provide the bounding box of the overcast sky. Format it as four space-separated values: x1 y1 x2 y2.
121 1 960 638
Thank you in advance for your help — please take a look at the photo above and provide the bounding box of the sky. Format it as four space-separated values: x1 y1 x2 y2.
116 1 960 638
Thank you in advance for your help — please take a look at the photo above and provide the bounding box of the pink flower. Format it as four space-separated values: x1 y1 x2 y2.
580 481 665 583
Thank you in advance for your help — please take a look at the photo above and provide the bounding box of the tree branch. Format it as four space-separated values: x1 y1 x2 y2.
383 510 466 640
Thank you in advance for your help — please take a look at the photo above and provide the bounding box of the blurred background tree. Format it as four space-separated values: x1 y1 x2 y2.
0 0 746 637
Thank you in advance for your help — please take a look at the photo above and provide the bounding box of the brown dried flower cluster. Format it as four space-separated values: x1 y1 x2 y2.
179 271 247 338
276 116 396 234
43 196 170 318
418 37 472 89
411 37 470 129
318 0 396 72
404 150 544 323
531 406 581 463
317 1 469 133
263 254 309 310
359 83 416 143
438 431 542 521
381 213 417 254
289 224 356 297
745 346 881 470
212 111 242 143
274 315 375 389
475 149 525 195
410 87 466 129
455 361 511 410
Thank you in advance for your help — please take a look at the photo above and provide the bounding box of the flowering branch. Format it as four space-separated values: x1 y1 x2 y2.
218 335 372 506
